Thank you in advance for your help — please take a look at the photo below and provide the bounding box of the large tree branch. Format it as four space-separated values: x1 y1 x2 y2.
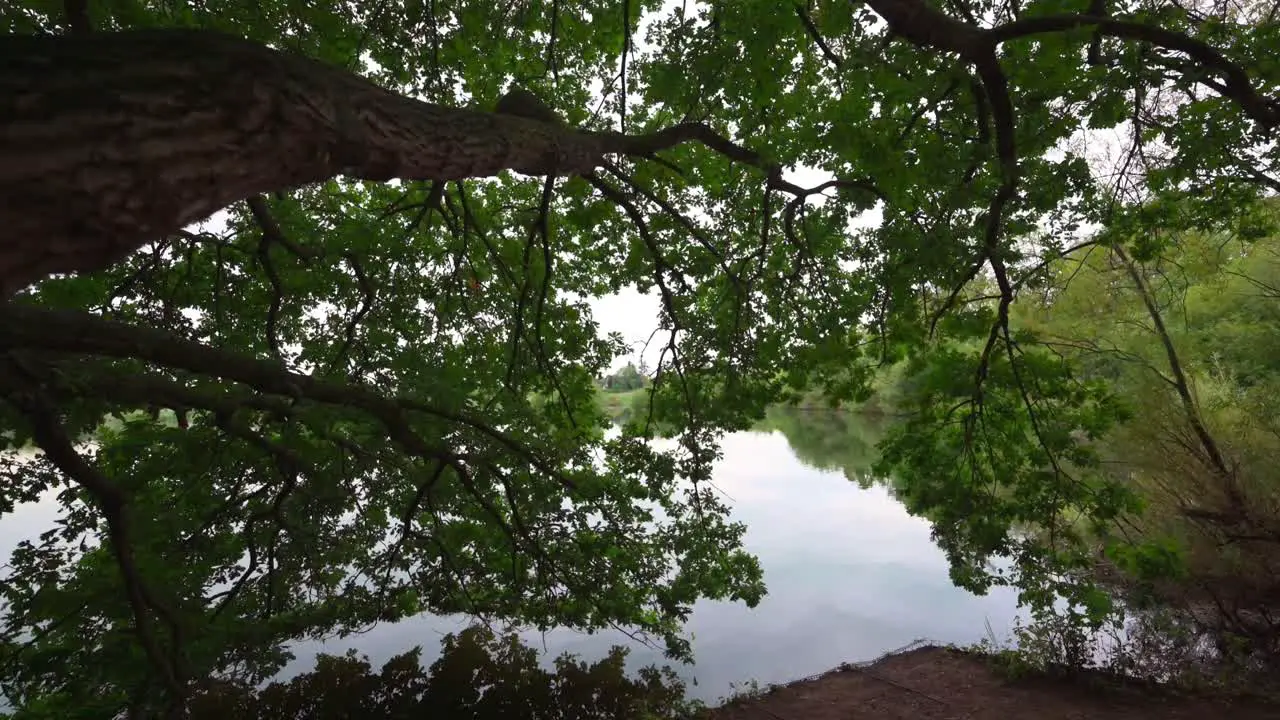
794 3 844 69
1114 245 1234 481
864 0 988 57
988 14 1280 128
0 304 577 490
0 29 777 297
870 0 1279 132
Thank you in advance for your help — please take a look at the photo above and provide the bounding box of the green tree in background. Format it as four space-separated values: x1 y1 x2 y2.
757 406 887 489
601 362 647 391
188 625 702 720
1009 219 1280 671
1 0 1278 715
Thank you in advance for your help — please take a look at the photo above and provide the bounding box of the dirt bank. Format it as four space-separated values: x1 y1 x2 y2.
708 644 1280 720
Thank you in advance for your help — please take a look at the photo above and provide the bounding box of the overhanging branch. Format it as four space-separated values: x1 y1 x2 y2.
0 305 577 491
988 14 1280 128
0 29 788 297
0 358 187 704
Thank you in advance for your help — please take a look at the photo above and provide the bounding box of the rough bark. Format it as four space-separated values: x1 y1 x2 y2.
0 29 629 297
864 0 988 58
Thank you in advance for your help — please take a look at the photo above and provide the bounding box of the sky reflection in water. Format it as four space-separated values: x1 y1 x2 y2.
0 426 1023 703
281 428 1023 702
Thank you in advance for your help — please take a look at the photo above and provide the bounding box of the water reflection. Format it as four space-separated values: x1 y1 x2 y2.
0 412 1022 704
282 414 1020 702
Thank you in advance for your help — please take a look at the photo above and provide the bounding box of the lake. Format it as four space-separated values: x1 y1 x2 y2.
0 410 1023 705
282 410 1023 702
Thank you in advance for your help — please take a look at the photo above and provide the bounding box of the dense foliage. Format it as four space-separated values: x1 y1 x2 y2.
599 363 649 392
1 0 1278 716
187 625 702 720
1012 219 1280 673
785 218 1280 677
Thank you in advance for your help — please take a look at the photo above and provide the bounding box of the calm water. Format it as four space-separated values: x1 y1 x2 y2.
283 421 1022 702
0 414 1023 704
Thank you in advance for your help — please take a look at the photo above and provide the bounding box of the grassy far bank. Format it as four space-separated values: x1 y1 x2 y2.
596 386 649 425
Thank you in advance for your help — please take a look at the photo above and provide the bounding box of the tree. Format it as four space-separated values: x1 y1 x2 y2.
1011 220 1280 670
187 624 703 720
0 0 1277 716
602 362 645 391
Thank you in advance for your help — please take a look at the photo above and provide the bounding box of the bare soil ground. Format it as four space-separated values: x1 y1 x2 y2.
707 645 1280 720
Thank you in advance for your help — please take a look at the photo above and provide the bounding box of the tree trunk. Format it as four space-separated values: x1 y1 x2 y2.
1114 246 1233 480
0 29 617 297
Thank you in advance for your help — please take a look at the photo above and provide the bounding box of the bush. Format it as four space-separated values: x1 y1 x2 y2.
188 625 707 720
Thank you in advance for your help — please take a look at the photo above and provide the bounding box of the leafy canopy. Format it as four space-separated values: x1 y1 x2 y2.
0 0 1278 716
